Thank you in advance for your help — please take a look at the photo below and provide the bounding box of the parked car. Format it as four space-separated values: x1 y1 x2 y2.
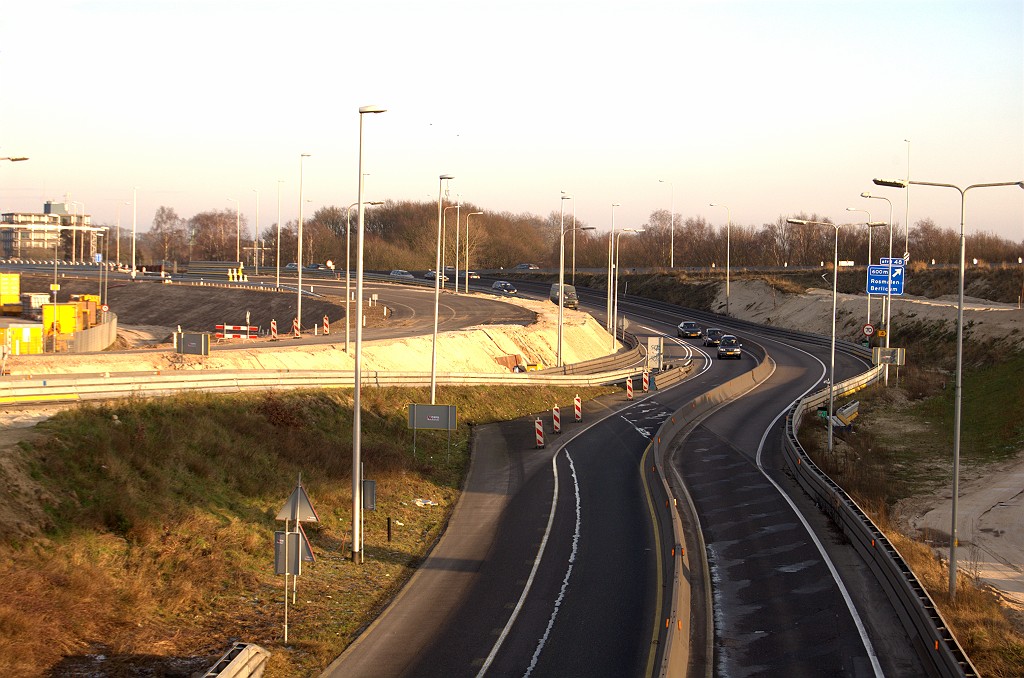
389 269 414 279
514 262 540 270
677 321 702 338
424 270 449 281
492 280 517 294
703 328 725 346
717 335 743 359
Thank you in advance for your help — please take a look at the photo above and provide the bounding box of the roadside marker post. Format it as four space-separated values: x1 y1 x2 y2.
642 370 650 392
535 418 545 448
270 319 278 340
552 405 561 434
574 394 582 422
323 315 330 335
626 377 634 400
292 317 300 338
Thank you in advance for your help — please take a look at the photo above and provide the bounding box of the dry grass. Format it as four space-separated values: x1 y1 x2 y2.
0 385 613 677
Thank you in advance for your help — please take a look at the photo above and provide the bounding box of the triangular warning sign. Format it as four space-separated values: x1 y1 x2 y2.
276 483 320 523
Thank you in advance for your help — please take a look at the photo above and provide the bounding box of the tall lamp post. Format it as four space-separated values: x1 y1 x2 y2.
709 203 731 315
787 218 885 458
252 189 260 275
352 105 386 565
276 180 284 287
443 204 460 290
431 174 454 405
296 154 311 332
659 179 674 268
557 210 595 367
131 187 138 276
345 200 383 353
465 211 483 294
860 192 895 385
607 203 620 332
612 228 643 349
873 176 1024 599
115 200 130 266
227 197 241 264
845 207 875 323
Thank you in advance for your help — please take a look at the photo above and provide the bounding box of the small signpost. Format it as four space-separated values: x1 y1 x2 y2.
407 404 457 461
275 475 319 643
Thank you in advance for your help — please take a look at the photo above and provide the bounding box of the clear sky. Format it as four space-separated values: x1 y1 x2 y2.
2 0 1022 245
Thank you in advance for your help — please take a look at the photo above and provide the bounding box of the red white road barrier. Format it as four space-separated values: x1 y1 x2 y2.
214 324 257 340
574 394 582 422
535 418 545 448
626 377 634 400
323 315 330 335
292 317 300 338
552 405 561 434
270 319 278 340
642 370 650 392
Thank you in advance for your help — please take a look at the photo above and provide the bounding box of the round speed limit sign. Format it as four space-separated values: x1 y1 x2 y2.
863 323 875 337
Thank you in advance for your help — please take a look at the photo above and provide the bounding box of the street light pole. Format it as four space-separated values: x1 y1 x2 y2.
846 207 874 323
873 176 1024 599
607 203 619 334
613 228 643 349
276 180 284 287
660 179 674 268
352 104 386 565
709 203 731 315
443 205 459 290
227 197 240 265
431 175 454 405
558 194 571 368
131 187 138 276
465 212 483 294
296 154 310 332
345 200 383 354
253 189 260 275
861 192 895 385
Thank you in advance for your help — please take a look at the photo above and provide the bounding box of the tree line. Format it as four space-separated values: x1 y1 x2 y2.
98 201 1022 272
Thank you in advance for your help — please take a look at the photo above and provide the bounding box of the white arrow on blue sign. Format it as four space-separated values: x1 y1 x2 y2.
867 265 904 295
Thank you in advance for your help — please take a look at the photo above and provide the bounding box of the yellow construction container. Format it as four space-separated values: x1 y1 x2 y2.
1 324 44 355
0 273 21 316
41 303 79 335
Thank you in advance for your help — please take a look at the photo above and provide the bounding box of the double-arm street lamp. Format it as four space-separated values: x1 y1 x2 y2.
709 203 731 315
872 176 1024 599
465 212 483 294
611 228 644 350
431 174 455 405
352 105 387 565
860 192 895 385
787 218 885 458
557 194 595 367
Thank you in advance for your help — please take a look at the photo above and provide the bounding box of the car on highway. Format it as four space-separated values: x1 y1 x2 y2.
703 328 725 346
284 262 299 271
389 269 414 279
514 262 540 270
549 283 579 309
492 280 517 294
465 270 481 280
423 270 449 281
677 321 702 338
717 335 743 359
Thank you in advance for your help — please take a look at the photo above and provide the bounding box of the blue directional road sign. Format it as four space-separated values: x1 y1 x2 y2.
867 265 905 295
879 257 905 266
